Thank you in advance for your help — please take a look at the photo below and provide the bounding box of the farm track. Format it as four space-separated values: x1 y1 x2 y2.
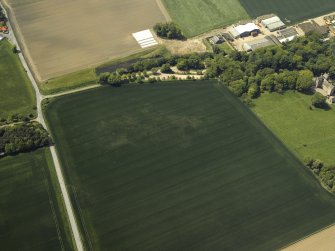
0 2 84 250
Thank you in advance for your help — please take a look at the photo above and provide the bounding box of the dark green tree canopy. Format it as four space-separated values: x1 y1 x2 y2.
153 22 184 40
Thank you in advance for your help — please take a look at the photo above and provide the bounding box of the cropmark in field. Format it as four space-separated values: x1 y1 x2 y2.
46 81 335 251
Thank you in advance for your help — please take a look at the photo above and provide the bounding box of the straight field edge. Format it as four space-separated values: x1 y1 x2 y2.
43 102 93 251
43 147 77 251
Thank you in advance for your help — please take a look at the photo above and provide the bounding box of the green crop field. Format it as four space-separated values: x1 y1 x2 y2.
161 0 249 37
45 81 335 251
0 149 74 250
240 0 335 23
0 39 35 119
253 91 335 166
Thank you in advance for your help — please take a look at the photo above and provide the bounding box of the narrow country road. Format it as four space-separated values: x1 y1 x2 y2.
0 2 84 250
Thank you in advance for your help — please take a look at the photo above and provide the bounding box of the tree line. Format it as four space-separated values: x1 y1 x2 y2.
98 53 209 86
0 122 51 157
99 33 335 100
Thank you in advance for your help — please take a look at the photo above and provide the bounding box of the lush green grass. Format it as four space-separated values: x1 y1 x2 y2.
45 81 335 251
40 68 97 95
217 42 234 53
0 39 35 119
161 0 249 37
240 0 335 23
0 149 74 251
253 91 335 165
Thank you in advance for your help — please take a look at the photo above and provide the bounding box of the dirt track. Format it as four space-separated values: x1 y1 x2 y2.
6 0 167 81
282 224 335 251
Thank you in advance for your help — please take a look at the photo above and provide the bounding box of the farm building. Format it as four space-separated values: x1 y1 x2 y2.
261 16 285 32
209 35 224 45
315 73 335 96
298 21 328 36
0 35 4 41
228 23 260 39
276 27 298 43
243 36 278 52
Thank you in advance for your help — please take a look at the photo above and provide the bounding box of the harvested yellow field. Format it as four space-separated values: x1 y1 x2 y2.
6 0 166 81
282 224 335 251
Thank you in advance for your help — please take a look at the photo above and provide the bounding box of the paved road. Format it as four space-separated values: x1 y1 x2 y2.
0 2 84 250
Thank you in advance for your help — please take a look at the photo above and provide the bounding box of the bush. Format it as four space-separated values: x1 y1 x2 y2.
153 22 184 40
160 63 172 73
311 93 327 108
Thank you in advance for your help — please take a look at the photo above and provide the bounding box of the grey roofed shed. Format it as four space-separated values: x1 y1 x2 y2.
276 27 298 43
261 16 285 31
243 36 277 51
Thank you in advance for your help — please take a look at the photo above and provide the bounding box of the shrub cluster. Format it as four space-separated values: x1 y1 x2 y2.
311 93 327 108
305 158 335 192
0 122 51 157
153 22 184 40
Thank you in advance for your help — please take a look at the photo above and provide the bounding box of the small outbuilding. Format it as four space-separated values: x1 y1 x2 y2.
0 35 4 41
228 23 260 39
261 16 285 32
209 35 224 45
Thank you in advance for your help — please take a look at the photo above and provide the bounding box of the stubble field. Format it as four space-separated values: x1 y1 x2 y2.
45 81 335 251
6 0 166 81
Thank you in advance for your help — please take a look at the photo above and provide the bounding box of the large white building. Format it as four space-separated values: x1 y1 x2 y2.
228 23 260 39
261 16 285 32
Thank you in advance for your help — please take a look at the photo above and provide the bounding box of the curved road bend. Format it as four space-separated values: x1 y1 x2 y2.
0 2 84 250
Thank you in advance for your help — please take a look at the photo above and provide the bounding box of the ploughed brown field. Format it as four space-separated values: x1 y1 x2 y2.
6 0 166 81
